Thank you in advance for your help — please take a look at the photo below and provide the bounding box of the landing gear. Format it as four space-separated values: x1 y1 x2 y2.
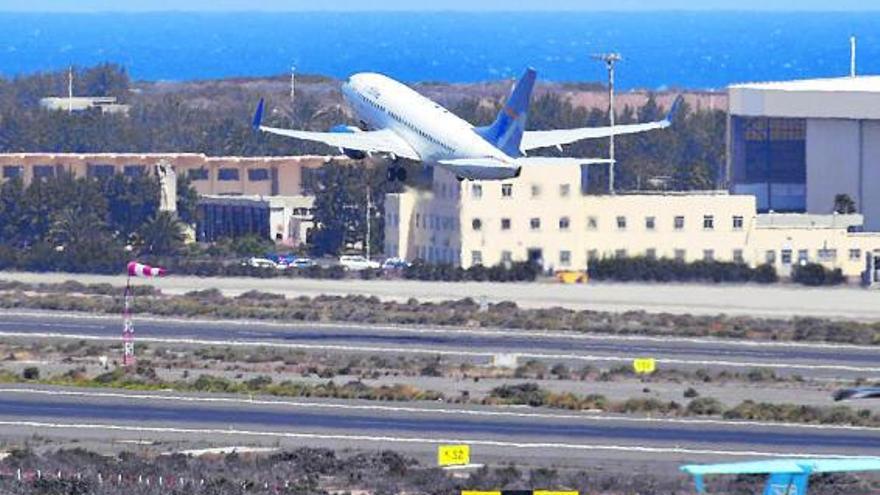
456 176 464 182
386 165 407 182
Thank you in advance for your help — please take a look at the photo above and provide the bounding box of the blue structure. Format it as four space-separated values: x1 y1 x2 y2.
682 458 880 495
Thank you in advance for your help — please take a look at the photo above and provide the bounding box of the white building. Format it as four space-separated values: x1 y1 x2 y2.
728 76 880 230
385 165 880 278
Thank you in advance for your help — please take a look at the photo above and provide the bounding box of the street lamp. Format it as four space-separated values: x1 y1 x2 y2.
592 52 621 194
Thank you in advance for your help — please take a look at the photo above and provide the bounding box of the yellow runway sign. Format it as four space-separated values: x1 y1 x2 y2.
633 357 656 374
438 444 470 466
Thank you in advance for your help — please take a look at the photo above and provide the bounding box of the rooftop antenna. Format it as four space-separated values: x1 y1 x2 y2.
850 36 857 77
67 66 74 114
592 52 621 194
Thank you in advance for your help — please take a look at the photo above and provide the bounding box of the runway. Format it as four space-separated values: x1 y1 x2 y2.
3 271 880 319
1 310 878 379
0 386 877 466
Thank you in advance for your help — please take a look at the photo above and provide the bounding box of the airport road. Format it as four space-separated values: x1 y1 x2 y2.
4 271 880 319
1 310 879 379
0 385 877 467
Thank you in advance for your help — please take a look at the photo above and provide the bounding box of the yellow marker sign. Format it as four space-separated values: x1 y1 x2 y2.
633 358 657 374
439 444 470 466
534 491 579 495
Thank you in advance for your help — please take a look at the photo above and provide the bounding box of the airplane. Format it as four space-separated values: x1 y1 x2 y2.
681 458 880 495
252 68 683 182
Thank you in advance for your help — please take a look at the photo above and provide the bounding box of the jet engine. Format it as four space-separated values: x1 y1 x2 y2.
329 125 367 159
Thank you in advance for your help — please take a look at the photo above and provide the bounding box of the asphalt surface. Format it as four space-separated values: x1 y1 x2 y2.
4 271 880 319
1 310 878 379
0 385 877 466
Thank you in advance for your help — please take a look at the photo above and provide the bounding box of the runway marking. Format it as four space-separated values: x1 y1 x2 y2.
0 330 877 373
3 387 880 434
2 309 879 353
0 419 874 460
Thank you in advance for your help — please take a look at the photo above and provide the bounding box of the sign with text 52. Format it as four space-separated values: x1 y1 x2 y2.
438 444 470 466
633 358 657 374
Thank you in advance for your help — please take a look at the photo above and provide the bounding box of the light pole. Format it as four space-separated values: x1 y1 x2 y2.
592 52 621 194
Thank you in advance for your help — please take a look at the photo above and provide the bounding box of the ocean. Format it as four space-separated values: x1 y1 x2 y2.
0 11 878 89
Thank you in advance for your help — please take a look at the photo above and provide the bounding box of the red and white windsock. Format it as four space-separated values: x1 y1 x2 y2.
127 261 167 278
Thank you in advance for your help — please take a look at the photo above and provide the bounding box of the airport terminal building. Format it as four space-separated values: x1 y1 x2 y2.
728 76 880 230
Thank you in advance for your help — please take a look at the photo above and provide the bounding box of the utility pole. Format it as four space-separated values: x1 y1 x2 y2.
592 52 621 194
67 66 74 114
290 66 296 103
365 184 371 261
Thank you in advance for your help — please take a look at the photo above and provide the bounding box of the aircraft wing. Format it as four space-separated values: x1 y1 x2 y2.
682 458 880 476
252 99 420 160
519 95 683 152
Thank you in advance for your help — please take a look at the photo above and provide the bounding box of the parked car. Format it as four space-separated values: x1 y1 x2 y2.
243 257 280 269
339 255 381 271
381 257 411 270
289 257 317 269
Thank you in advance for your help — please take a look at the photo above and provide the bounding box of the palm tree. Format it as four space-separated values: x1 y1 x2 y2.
138 212 185 256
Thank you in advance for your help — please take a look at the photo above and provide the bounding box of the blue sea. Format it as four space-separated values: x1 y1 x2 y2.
1 11 879 89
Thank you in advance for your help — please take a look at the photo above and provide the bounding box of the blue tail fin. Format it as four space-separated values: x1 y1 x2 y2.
476 67 537 157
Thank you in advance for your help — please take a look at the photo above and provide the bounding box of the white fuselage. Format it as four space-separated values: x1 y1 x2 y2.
341 73 520 180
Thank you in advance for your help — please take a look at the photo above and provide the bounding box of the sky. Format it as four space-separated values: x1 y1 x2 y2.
1 0 879 11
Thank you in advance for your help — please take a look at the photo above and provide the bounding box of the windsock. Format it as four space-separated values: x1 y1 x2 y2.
127 261 167 278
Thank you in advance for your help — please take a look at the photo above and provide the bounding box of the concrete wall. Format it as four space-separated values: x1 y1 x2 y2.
805 119 861 214
861 121 880 231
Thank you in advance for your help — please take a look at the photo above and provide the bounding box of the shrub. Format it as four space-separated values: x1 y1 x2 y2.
791 263 846 286
686 397 724 416
587 256 776 284
683 387 699 398
21 367 40 380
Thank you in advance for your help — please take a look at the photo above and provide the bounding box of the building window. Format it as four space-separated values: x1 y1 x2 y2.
849 248 862 261
531 184 541 198
797 249 809 264
645 248 657 259
587 216 598 230
559 216 570 231
733 249 744 263
501 218 511 230
645 216 656 231
766 250 776 264
587 249 598 261
674 216 685 230
471 250 483 266
87 164 115 178
560 250 571 266
559 184 571 197
530 218 541 230
2 165 22 178
471 218 482 231
703 249 715 262
501 183 513 198
781 249 792 265
123 165 145 177
33 165 56 178
189 168 209 181
732 215 744 230
817 249 837 262
501 250 512 264
248 168 270 181
218 168 240 181
616 216 627 230
471 184 483 199
674 249 686 261
703 215 715 230
615 249 627 258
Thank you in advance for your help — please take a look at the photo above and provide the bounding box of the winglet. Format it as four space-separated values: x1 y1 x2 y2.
252 98 265 131
665 95 684 124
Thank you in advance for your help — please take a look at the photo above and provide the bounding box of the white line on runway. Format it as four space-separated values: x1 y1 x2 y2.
0 420 874 460
3 308 879 352
3 387 879 434
0 330 877 373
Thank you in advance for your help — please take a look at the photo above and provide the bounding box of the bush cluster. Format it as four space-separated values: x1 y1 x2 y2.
791 263 846 286
587 256 778 284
